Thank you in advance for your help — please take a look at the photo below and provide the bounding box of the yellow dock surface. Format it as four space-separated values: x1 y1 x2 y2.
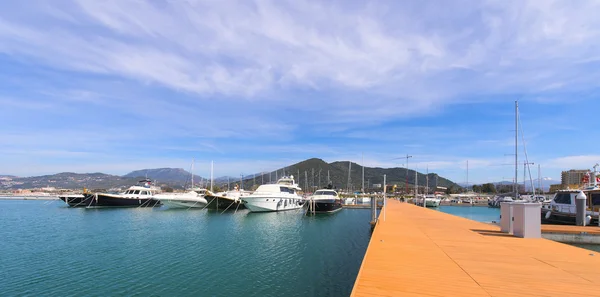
351 200 600 297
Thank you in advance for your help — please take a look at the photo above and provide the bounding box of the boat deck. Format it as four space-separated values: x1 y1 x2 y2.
351 200 600 297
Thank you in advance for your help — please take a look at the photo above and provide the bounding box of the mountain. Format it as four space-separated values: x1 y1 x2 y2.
0 172 138 190
230 158 460 192
123 168 204 184
0 159 462 192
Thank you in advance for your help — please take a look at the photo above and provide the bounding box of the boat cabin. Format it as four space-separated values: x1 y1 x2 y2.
548 189 600 214
313 190 338 197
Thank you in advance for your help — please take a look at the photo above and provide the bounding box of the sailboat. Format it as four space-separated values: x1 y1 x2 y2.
201 162 247 211
153 160 209 208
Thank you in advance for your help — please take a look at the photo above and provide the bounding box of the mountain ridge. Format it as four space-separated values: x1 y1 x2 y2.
0 158 461 191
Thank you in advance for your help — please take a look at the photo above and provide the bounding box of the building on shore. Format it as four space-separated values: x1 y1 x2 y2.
560 169 588 188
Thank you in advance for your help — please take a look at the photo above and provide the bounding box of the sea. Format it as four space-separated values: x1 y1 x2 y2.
0 200 372 297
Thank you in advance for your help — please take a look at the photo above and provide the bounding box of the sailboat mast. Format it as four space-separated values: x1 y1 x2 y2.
347 161 352 193
362 153 365 193
538 164 542 194
514 101 519 198
191 158 194 189
466 160 469 191
426 165 429 194
210 161 214 192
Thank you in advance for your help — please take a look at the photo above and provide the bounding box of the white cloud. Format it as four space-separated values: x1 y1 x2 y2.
546 155 600 170
1 0 598 110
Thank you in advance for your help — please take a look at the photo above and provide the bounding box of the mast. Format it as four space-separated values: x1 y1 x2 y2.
538 164 542 195
191 158 194 189
347 161 352 193
466 160 469 192
514 101 518 198
305 171 308 192
362 153 365 193
415 168 419 204
210 161 214 192
426 165 429 194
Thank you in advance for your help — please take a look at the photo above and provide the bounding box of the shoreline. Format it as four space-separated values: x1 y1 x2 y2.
0 196 59 201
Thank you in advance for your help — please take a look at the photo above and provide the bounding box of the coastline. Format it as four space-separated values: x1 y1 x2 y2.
0 196 59 200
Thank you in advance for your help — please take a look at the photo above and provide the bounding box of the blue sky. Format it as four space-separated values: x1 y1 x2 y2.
1 0 600 184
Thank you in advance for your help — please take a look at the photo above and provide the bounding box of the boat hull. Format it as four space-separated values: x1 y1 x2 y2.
541 210 599 225
241 196 304 212
59 195 91 207
309 199 343 213
203 195 246 211
85 194 161 208
161 199 207 208
425 199 441 207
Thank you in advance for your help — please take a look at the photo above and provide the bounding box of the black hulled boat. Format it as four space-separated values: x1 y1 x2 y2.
59 194 91 207
85 179 162 208
306 186 343 214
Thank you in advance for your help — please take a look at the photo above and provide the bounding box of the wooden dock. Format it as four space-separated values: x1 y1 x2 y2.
351 200 600 297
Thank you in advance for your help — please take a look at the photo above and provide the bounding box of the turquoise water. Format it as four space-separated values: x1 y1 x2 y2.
436 206 500 223
0 200 372 296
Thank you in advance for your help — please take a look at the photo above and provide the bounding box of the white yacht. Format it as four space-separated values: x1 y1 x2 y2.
153 188 208 208
424 194 441 207
241 176 304 212
306 188 343 214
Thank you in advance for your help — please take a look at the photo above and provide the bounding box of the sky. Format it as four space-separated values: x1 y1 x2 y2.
1 0 600 184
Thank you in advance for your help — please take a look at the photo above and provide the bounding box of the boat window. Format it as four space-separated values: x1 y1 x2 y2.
124 190 130 194
140 191 147 195
280 187 289 193
133 190 140 195
553 193 572 204
590 193 600 206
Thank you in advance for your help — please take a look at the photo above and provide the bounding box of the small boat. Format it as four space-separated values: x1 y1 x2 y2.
241 176 304 212
541 189 600 225
84 179 162 208
153 188 208 208
488 195 515 208
306 187 343 214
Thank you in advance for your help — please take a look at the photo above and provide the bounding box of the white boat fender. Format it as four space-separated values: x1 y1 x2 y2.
585 215 592 225
545 211 551 219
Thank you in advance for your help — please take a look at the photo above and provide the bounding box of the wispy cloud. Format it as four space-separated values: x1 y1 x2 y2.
0 0 599 182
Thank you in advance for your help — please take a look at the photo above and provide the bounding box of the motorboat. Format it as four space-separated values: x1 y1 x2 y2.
306 188 343 214
84 179 162 208
153 188 208 208
424 194 441 207
241 176 304 212
488 195 515 208
541 189 600 225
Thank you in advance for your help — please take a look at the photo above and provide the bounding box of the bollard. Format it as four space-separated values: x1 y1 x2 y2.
575 191 587 226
